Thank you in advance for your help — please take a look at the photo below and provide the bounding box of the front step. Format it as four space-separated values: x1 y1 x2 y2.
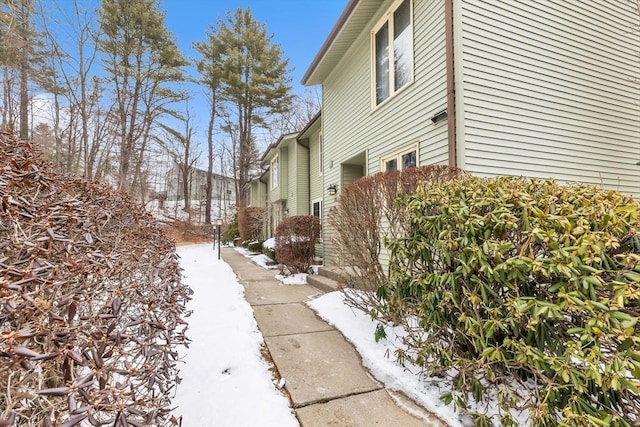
318 266 357 287
307 274 342 293
306 266 359 293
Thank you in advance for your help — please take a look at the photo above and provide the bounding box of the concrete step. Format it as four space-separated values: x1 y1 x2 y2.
317 266 356 285
306 274 342 293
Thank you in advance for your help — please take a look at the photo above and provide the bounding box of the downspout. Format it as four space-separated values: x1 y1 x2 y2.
445 0 457 168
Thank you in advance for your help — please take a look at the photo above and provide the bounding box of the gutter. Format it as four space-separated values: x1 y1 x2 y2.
445 0 456 168
301 0 360 85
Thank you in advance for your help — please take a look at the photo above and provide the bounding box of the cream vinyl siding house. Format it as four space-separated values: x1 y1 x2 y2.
260 132 313 237
298 112 324 258
303 0 640 267
306 0 450 265
455 1 640 196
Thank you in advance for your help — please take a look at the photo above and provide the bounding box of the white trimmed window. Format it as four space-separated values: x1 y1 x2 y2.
372 0 413 107
270 155 279 189
312 199 322 219
381 144 417 172
312 198 323 241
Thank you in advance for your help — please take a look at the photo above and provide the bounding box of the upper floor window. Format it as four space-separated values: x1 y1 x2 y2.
271 155 279 189
381 144 417 172
372 0 413 107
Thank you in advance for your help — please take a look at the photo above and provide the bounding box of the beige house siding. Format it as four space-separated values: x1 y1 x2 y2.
268 145 289 202
248 178 266 208
456 0 640 198
309 132 323 204
320 0 449 265
307 129 324 258
288 142 310 216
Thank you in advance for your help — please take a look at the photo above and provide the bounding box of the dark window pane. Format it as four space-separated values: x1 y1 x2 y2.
394 0 411 90
375 23 389 104
401 150 416 169
385 158 398 171
313 201 321 217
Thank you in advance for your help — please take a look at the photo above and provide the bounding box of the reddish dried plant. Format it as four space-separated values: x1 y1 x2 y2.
0 134 192 426
237 207 264 243
274 215 320 274
328 165 463 312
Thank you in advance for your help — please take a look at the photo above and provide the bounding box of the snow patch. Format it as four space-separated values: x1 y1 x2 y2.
172 244 297 426
275 273 308 285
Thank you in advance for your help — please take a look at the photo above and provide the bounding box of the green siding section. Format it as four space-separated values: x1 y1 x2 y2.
309 131 323 203
283 141 310 217
458 1 640 198
296 143 310 215
267 144 289 202
321 0 449 266
249 179 266 207
308 129 324 259
341 164 364 188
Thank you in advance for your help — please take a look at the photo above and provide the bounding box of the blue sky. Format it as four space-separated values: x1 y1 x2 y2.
162 0 346 94
158 0 346 156
34 0 346 167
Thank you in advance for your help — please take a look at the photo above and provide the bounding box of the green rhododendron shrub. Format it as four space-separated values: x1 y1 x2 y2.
222 213 240 244
247 240 263 252
380 176 640 426
275 215 320 274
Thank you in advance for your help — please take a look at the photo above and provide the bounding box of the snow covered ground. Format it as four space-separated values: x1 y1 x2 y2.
171 244 298 427
172 243 527 427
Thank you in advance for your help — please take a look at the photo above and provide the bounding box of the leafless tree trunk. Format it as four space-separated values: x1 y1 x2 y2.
205 95 216 224
18 54 28 139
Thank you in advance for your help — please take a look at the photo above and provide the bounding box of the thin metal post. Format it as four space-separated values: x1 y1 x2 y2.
217 224 221 260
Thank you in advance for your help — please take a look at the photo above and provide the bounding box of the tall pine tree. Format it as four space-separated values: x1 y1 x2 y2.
194 28 223 224
99 0 186 194
204 8 292 206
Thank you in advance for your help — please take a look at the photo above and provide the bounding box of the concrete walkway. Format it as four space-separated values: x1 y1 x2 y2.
222 248 445 427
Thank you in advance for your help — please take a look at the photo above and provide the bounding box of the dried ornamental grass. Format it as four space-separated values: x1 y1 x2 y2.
328 165 463 315
0 133 192 426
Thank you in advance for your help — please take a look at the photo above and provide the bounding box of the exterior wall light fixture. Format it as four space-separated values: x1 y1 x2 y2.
327 184 338 195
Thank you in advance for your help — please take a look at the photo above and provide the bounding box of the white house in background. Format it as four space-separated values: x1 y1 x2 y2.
166 165 237 222
302 0 640 265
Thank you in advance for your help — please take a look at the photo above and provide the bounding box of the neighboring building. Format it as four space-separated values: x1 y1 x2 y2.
302 0 640 265
165 164 237 222
297 112 324 258
261 132 310 237
246 114 324 255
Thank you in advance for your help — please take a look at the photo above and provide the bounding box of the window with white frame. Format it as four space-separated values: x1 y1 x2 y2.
372 0 413 106
312 198 322 240
270 155 279 189
312 199 322 219
381 144 417 172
